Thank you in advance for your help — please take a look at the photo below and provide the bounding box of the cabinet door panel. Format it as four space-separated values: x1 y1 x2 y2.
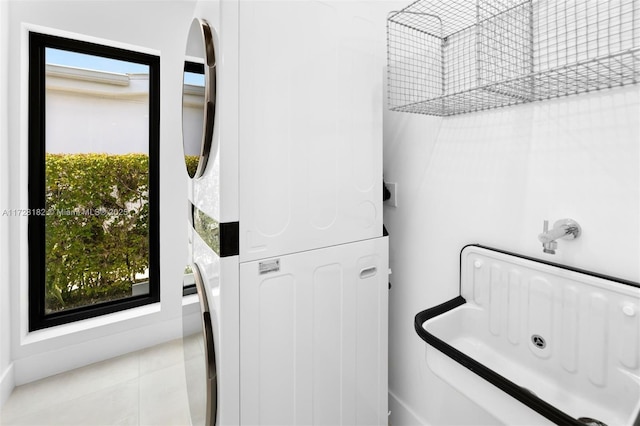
240 238 388 426
239 1 383 261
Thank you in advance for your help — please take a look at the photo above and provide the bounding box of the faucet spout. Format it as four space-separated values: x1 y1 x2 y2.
538 224 578 243
537 219 581 254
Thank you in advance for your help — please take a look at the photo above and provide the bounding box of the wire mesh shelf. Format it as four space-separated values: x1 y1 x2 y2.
387 0 640 116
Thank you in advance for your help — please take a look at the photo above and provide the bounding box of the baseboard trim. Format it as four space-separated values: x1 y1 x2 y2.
0 363 15 409
389 390 431 426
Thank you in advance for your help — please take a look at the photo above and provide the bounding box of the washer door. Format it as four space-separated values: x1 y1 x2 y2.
183 263 217 426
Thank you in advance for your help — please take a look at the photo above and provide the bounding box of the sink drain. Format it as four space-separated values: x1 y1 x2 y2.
578 417 608 426
531 334 546 349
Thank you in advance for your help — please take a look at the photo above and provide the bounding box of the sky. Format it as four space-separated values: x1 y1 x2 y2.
46 47 205 86
46 48 149 74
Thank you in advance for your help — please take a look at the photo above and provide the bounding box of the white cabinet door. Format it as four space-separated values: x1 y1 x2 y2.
238 0 383 262
240 237 388 426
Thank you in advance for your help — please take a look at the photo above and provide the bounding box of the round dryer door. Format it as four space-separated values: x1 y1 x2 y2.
182 17 217 179
183 263 217 426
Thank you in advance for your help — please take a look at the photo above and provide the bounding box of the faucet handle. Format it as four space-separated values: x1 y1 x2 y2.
542 220 549 233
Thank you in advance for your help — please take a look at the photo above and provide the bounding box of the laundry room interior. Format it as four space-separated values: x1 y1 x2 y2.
0 0 638 425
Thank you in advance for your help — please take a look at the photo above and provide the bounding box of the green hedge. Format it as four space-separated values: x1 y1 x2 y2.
45 153 149 313
185 155 198 177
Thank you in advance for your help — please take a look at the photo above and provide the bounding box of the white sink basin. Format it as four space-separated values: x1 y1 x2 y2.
415 245 640 426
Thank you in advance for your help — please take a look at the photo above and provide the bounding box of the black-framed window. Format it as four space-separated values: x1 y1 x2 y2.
28 32 160 331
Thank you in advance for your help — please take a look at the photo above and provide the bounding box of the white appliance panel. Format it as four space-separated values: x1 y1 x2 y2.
192 0 239 225
239 237 389 426
188 2 388 425
238 1 383 262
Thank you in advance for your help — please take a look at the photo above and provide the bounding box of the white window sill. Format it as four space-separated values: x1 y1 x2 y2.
182 293 199 306
22 302 162 345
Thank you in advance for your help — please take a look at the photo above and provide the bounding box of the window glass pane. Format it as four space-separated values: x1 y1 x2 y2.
44 48 151 314
183 264 196 295
184 265 195 287
182 65 205 177
184 71 204 87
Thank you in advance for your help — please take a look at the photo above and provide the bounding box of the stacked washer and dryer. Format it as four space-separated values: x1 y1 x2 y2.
182 2 388 425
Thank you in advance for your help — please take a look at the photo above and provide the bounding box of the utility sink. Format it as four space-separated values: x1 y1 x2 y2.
415 245 640 426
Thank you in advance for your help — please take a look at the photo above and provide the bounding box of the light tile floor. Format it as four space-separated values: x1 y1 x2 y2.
0 339 191 426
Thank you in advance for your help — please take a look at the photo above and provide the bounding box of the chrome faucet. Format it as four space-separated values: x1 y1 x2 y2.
538 219 581 254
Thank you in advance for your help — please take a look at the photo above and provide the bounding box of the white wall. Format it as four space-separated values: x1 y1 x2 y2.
183 100 205 156
45 67 205 155
4 0 196 387
0 0 15 409
46 70 150 154
384 86 640 424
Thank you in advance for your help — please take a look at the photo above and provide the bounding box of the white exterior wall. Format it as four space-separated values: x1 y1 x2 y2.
46 70 150 154
4 0 197 388
384 85 640 424
45 69 204 155
182 88 205 157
